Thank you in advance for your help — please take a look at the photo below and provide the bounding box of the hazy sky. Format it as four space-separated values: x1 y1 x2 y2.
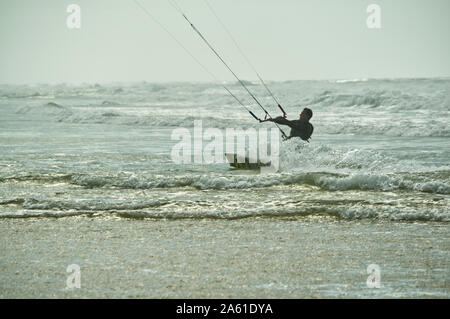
0 0 449 84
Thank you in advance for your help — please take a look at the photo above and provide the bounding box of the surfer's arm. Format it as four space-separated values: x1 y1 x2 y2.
269 116 294 127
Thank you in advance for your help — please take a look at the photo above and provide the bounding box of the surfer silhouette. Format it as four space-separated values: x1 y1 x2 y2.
268 107 314 141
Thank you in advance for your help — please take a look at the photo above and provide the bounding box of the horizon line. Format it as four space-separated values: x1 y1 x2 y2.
1 76 449 86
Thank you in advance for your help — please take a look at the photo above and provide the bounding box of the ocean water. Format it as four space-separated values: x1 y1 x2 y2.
0 78 449 298
1 78 449 221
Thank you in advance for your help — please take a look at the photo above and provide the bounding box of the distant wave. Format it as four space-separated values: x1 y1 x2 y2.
235 80 257 86
24 104 258 129
1 92 43 98
45 101 64 108
15 102 73 117
54 113 252 129
335 78 368 83
308 89 449 110
6 77 450 138
0 82 178 99
14 101 450 137
101 100 121 106
319 120 450 137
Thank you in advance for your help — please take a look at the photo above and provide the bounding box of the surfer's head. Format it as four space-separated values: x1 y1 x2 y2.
300 108 313 121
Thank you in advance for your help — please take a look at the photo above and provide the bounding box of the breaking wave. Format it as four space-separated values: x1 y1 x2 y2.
0 197 448 222
3 170 446 194
68 171 450 194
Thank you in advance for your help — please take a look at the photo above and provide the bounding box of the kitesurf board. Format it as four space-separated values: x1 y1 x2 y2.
225 153 270 170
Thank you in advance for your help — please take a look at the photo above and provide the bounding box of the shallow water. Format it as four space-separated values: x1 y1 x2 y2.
0 217 448 298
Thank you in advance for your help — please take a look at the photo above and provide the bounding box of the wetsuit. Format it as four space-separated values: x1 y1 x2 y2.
273 118 314 141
